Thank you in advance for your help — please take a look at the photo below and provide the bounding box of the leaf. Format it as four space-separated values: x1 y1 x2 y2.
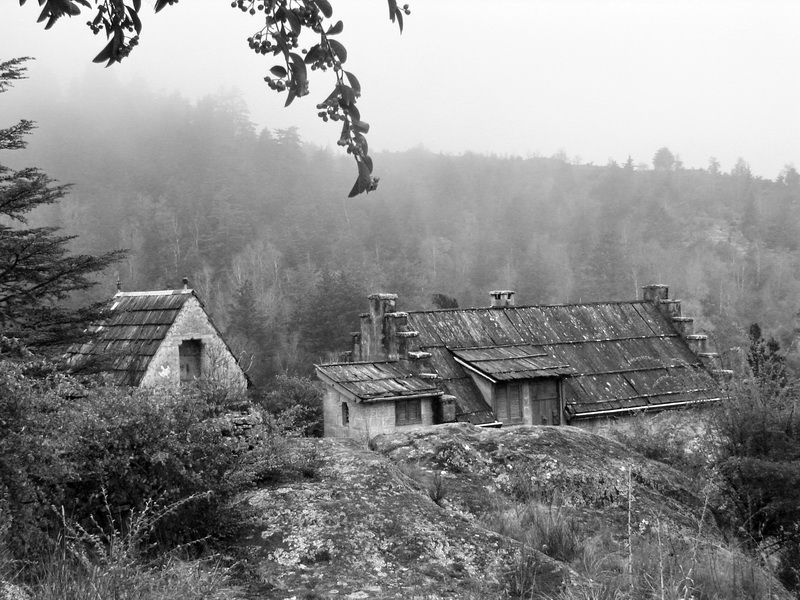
328 39 347 64
353 120 369 134
270 65 287 78
344 71 361 96
339 84 355 108
285 9 301 36
388 0 398 21
354 132 368 156
326 20 343 35
128 6 142 35
348 160 372 197
315 0 333 19
284 88 297 107
395 8 404 33
289 52 307 85
154 0 170 13
132 0 141 11
303 44 324 65
92 39 114 64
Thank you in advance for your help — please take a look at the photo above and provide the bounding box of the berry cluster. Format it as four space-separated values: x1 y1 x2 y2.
85 1 146 64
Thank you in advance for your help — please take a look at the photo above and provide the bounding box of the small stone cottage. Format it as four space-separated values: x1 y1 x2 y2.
316 285 723 439
67 282 247 390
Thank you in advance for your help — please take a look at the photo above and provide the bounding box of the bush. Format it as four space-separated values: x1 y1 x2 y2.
255 374 323 437
0 352 267 563
25 499 242 600
711 375 800 552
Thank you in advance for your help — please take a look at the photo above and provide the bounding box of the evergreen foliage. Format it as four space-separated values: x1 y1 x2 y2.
0 58 124 348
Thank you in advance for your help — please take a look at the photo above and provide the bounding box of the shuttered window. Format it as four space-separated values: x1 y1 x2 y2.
395 398 422 425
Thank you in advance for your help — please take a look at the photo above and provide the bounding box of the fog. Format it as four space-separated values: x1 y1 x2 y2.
2 0 799 176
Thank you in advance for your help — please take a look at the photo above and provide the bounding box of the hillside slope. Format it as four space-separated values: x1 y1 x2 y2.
230 437 569 598
230 424 786 599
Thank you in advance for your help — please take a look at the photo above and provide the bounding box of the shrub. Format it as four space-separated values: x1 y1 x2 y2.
711 375 800 552
256 374 323 437
0 352 270 563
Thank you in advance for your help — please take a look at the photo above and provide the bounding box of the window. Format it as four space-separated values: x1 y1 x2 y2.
494 382 523 424
342 402 350 426
178 339 202 384
395 398 422 426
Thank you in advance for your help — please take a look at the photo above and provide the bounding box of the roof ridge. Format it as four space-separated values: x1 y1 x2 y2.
407 300 648 314
115 289 194 297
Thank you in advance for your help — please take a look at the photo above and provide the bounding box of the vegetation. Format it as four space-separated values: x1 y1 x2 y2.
8 72 800 380
0 57 124 348
18 0 411 197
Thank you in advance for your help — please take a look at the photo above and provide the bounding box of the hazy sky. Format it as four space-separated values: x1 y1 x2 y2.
2 0 799 178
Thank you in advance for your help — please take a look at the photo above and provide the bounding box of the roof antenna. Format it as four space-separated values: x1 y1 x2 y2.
182 276 190 290
116 275 122 293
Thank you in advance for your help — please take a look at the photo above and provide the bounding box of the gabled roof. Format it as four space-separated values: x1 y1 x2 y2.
66 289 195 386
316 361 443 403
405 301 719 420
450 344 574 382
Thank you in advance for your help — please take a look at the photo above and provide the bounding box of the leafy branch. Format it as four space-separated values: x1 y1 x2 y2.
19 0 411 197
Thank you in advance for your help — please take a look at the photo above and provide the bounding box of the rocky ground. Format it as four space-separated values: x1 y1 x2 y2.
228 422 785 599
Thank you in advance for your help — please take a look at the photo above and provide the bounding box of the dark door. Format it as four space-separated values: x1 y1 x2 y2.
531 379 561 425
494 382 524 424
179 339 202 383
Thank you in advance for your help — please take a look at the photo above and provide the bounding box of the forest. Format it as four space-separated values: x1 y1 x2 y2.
6 70 800 385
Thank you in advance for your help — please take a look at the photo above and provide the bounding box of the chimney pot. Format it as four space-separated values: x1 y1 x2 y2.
182 277 190 290
489 290 515 308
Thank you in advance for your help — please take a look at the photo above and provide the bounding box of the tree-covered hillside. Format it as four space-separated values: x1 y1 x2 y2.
8 74 800 382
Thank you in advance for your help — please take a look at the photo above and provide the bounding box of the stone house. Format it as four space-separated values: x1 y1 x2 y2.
67 282 247 390
315 285 723 439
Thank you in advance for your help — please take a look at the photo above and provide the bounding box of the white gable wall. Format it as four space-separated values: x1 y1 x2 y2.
140 295 247 390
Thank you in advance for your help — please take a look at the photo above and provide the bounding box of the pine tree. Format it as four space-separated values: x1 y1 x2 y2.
0 58 124 348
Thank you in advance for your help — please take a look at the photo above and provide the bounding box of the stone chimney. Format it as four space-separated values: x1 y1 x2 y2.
642 283 722 373
361 293 397 360
642 284 681 318
489 290 515 308
359 293 421 361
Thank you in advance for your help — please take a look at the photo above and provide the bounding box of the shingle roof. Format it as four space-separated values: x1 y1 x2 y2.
315 361 443 403
406 301 719 420
66 289 194 386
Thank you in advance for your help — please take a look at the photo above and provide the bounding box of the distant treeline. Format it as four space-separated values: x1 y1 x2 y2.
13 76 800 384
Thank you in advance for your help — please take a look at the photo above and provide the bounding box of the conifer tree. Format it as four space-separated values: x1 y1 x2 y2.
0 57 124 348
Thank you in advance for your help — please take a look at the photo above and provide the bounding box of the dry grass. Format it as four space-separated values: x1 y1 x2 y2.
4 496 243 600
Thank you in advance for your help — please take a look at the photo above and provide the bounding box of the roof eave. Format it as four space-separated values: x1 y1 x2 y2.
567 396 721 420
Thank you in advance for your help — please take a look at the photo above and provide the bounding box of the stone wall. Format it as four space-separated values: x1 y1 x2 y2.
140 295 247 390
323 387 434 439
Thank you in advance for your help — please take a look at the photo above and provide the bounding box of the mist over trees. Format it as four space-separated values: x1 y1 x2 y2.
9 73 800 383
